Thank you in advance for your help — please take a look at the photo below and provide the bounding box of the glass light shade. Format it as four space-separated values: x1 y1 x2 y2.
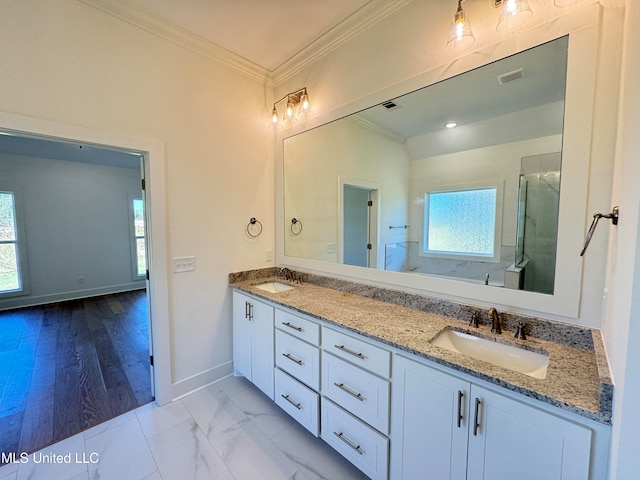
297 91 314 124
447 2 475 49
285 97 295 118
299 92 310 112
497 0 533 32
271 107 279 124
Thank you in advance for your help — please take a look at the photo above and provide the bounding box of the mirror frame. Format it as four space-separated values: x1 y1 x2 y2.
276 7 600 319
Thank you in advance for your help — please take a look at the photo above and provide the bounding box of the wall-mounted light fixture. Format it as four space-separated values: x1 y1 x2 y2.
447 0 475 49
272 87 313 127
494 0 533 31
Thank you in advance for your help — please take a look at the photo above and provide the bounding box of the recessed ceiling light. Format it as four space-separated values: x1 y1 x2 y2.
445 122 458 129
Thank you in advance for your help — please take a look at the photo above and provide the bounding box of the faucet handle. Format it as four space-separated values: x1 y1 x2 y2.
514 323 527 340
469 312 480 328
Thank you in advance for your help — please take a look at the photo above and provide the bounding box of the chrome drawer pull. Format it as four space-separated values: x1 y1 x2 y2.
282 353 304 365
334 344 366 359
333 382 365 401
282 321 303 332
281 394 302 410
333 431 363 455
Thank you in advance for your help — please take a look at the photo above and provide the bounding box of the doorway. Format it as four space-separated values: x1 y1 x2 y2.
339 179 379 268
0 127 158 459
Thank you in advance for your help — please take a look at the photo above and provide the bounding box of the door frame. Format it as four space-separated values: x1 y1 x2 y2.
337 177 380 268
0 111 172 405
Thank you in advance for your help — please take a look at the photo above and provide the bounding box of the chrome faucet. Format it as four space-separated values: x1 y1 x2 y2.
489 307 502 334
484 273 490 286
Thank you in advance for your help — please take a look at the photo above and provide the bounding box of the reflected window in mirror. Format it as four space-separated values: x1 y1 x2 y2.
422 184 501 262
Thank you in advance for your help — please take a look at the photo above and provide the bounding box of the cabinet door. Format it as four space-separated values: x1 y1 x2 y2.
467 385 592 480
390 355 469 480
232 291 252 379
250 297 275 399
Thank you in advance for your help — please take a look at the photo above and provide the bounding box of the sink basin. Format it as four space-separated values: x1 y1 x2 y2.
430 327 549 379
253 281 297 293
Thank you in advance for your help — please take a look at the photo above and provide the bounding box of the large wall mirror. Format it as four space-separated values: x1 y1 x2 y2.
284 37 568 296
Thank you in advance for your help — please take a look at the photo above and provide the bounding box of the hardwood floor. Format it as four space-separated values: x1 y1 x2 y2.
0 290 153 462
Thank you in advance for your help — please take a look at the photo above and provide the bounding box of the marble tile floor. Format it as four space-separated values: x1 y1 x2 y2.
0 375 369 480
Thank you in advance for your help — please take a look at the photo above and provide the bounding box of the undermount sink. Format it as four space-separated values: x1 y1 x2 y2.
253 281 297 293
430 327 549 379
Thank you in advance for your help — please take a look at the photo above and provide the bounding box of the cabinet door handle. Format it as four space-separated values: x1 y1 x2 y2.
249 303 254 320
457 390 465 428
334 344 366 359
245 301 250 319
333 431 364 455
473 397 482 436
282 321 303 332
333 382 365 401
282 353 303 365
281 394 302 410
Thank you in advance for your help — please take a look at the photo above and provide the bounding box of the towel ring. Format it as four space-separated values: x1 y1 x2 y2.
246 217 263 238
290 218 303 236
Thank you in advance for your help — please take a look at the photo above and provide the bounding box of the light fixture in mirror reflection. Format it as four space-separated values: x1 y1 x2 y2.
283 36 568 295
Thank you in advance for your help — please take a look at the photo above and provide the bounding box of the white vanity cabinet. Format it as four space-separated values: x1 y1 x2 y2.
232 290 274 399
390 354 592 480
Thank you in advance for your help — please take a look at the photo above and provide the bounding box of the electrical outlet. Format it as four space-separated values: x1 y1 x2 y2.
173 256 196 273
265 249 273 262
327 243 337 254
78 276 84 285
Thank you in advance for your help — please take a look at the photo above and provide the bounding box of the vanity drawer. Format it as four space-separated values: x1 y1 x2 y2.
275 368 319 436
275 309 320 345
322 353 390 434
275 329 320 390
322 326 391 378
321 397 389 480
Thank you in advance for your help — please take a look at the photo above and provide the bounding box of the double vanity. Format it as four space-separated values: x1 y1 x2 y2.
230 267 612 480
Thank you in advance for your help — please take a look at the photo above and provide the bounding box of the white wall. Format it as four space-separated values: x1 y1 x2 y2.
0 154 143 309
0 0 273 397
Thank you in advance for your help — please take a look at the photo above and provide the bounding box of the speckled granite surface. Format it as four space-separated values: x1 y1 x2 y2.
230 268 613 424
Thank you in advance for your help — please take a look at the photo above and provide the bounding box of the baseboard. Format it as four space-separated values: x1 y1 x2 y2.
168 361 234 403
0 283 146 311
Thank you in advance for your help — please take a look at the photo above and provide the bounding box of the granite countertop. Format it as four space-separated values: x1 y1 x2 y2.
230 270 613 425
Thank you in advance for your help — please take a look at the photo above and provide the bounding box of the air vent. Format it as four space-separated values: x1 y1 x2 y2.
497 67 526 85
381 100 400 110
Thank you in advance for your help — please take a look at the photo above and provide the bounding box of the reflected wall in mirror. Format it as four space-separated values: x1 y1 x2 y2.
284 36 568 295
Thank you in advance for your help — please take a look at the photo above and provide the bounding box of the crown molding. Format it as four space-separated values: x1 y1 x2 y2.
79 0 272 85
271 0 413 86
79 0 412 88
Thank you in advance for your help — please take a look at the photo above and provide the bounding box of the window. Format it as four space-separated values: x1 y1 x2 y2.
422 183 502 262
131 197 147 279
0 190 28 295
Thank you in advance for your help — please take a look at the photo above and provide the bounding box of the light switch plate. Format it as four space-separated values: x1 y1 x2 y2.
173 256 196 273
